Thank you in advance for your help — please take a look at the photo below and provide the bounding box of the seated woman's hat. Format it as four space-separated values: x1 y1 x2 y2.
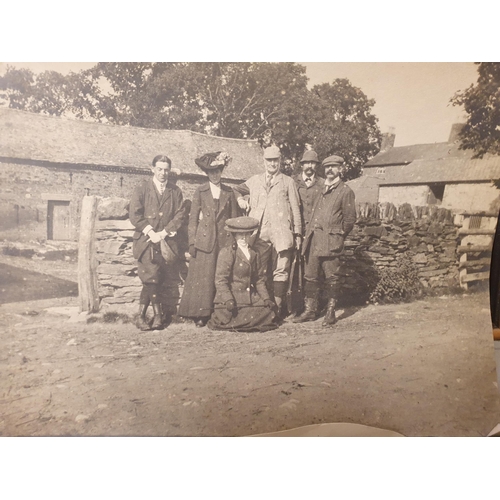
195 151 232 170
224 216 260 233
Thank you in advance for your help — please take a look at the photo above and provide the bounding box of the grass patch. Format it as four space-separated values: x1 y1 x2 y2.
87 311 133 324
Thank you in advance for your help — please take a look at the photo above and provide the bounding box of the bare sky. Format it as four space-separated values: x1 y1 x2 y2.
1 62 478 147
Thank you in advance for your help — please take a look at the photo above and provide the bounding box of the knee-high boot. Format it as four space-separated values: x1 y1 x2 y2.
293 281 319 323
136 302 151 331
323 282 338 327
151 303 164 330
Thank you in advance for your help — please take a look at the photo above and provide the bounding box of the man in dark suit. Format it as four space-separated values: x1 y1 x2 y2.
293 150 325 236
129 155 186 330
293 155 356 327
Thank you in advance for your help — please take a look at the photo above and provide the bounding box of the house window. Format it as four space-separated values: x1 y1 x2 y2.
376 167 386 175
469 215 482 229
428 183 445 205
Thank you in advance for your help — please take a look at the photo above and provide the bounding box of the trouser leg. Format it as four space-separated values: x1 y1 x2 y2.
137 247 164 330
253 238 273 293
273 248 292 318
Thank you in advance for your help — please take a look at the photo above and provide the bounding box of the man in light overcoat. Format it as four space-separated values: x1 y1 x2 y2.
233 145 302 317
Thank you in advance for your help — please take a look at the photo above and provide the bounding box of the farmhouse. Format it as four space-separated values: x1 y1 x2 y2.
0 108 262 242
354 124 500 213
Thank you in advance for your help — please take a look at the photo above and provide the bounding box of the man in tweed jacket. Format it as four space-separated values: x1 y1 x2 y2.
294 155 356 327
233 146 302 318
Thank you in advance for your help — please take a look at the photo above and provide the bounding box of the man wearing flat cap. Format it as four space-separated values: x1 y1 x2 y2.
294 155 356 327
129 154 187 331
233 145 302 318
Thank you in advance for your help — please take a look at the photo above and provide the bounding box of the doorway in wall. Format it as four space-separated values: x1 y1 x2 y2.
428 183 445 205
47 200 71 240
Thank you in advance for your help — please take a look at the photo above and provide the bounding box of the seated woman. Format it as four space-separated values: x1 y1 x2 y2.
207 217 278 332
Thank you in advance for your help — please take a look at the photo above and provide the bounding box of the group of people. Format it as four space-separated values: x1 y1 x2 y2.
129 146 356 332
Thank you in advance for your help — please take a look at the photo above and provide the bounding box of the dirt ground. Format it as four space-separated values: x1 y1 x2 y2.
1 254 499 436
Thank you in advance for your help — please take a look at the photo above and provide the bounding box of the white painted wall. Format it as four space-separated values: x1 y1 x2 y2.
442 182 500 212
379 185 429 206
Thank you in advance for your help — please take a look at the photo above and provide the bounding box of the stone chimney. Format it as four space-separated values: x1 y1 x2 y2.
448 123 465 144
380 127 396 151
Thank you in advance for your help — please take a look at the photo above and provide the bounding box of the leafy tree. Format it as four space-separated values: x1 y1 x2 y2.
0 66 106 120
308 79 381 179
0 63 381 179
0 66 35 110
452 62 500 157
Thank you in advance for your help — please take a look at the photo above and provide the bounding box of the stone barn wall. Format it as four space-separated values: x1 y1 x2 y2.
0 159 239 243
442 182 500 213
379 184 430 207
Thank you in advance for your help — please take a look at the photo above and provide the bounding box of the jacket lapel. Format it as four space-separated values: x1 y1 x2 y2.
236 247 251 266
217 185 231 221
158 181 173 210
148 179 162 208
199 184 215 218
270 173 281 189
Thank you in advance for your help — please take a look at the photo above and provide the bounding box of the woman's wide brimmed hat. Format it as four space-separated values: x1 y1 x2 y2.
195 151 232 171
224 216 260 233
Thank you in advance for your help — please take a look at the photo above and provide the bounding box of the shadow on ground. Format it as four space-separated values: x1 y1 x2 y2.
0 262 78 304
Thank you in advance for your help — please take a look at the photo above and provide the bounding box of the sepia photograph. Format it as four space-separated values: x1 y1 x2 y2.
1 60 499 441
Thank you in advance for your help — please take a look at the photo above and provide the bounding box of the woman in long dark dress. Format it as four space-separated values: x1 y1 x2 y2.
207 217 278 332
178 152 239 327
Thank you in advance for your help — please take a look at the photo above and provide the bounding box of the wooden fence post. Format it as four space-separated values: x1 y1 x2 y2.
78 195 100 312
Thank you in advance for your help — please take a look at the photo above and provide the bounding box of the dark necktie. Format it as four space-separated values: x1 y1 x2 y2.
305 176 312 186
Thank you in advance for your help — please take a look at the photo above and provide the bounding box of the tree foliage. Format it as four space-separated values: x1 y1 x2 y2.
0 62 381 179
452 62 500 157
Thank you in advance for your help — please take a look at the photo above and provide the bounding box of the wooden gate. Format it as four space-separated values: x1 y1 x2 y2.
47 200 71 240
457 211 497 290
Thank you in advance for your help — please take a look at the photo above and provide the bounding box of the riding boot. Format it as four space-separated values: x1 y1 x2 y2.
161 303 172 325
136 303 151 331
151 303 164 330
292 297 318 323
293 281 319 323
322 298 337 327
273 281 288 320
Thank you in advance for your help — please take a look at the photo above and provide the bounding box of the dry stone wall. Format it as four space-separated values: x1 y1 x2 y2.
337 203 459 305
95 198 461 311
95 197 188 313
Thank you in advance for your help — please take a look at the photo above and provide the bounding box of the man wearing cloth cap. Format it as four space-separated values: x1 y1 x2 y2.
233 145 302 318
293 149 325 235
294 155 356 326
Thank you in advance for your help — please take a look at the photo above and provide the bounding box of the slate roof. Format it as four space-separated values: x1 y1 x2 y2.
0 108 263 180
378 155 500 185
364 142 473 167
